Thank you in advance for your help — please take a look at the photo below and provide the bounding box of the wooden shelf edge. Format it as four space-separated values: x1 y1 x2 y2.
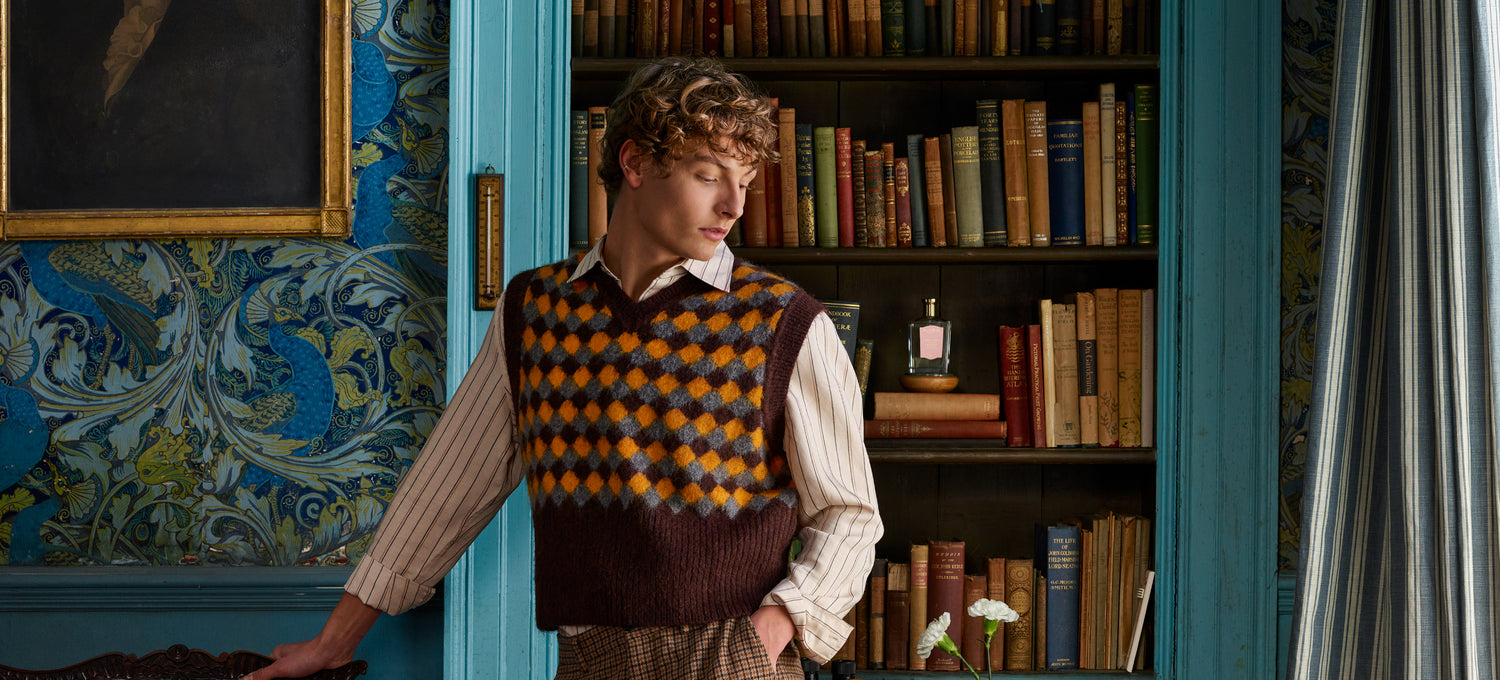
865 441 1156 464
573 56 1160 80
855 671 1155 679
732 245 1159 264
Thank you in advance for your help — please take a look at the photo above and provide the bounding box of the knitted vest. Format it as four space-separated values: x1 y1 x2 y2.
501 255 824 629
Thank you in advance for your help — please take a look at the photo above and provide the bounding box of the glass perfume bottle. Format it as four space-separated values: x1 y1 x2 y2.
907 297 952 376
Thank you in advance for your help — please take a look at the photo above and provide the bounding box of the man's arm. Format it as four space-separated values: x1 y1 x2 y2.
247 309 528 678
760 312 884 665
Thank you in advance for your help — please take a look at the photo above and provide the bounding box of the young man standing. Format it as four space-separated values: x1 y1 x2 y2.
248 57 880 680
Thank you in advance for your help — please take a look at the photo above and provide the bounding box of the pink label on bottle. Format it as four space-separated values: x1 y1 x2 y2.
919 326 944 360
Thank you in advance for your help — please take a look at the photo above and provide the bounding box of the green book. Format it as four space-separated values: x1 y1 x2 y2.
950 125 985 247
905 0 927 56
976 99 1008 246
569 110 589 250
882 0 907 56
1133 84 1158 245
814 126 839 248
795 124 817 247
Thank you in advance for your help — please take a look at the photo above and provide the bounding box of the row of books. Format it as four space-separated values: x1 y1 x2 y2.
858 288 1155 448
833 521 1153 672
569 84 1159 251
572 0 1160 59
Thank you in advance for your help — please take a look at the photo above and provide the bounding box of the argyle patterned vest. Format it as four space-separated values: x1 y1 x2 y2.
501 254 824 628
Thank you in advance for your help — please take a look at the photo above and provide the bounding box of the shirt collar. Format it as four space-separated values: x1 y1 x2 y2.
567 236 736 293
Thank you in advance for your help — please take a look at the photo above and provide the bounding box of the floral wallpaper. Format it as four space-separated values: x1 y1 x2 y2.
1280 0 1335 571
0 0 451 567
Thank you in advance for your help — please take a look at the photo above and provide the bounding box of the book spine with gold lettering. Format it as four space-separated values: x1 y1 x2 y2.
836 128 856 247
1024 100 1052 246
927 541 967 671
977 99 1008 246
1001 99 1032 246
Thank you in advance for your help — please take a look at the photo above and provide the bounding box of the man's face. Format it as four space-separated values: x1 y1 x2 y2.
626 139 757 262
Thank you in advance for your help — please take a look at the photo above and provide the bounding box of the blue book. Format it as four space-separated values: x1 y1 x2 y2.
1127 90 1139 245
1046 119 1085 246
906 134 931 247
1039 523 1082 670
795 123 817 247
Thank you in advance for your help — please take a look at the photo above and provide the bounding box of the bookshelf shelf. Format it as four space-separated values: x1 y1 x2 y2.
572 56 1161 81
858 672 1153 679
733 246 1157 265
866 441 1155 464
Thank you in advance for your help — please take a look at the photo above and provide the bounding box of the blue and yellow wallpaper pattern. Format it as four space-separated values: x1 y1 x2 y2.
1280 0 1335 571
0 0 451 567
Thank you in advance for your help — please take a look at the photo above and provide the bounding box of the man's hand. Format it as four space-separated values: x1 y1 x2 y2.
748 604 796 667
243 593 381 680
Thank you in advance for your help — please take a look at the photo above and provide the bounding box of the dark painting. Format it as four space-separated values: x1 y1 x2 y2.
9 0 322 211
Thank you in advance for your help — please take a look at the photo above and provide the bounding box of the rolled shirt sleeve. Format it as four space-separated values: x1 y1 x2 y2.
345 309 527 614
763 313 884 664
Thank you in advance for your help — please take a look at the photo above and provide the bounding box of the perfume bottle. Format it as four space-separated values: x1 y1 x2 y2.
907 297 952 376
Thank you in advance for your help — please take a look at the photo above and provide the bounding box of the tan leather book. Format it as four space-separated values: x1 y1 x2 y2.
909 545 930 670
1004 558 1034 670
1001 99 1032 246
1023 100 1051 246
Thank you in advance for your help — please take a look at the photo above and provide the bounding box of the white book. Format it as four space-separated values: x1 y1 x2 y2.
1124 570 1155 671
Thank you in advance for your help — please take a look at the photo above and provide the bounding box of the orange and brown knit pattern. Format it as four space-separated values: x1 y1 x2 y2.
506 257 823 519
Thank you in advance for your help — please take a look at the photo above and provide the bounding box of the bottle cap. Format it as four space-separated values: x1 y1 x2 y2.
800 657 821 679
832 659 857 679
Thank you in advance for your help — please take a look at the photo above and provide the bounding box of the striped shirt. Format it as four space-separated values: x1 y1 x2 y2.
345 239 882 664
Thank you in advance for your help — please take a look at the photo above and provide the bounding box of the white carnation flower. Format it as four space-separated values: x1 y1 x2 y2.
916 612 951 660
967 597 1020 623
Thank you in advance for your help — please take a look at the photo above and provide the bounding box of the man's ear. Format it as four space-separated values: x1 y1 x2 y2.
619 139 648 189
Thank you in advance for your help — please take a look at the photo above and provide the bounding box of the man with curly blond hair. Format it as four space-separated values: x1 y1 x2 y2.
248 57 880 680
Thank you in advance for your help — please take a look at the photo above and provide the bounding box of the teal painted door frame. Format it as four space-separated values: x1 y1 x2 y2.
444 0 1282 677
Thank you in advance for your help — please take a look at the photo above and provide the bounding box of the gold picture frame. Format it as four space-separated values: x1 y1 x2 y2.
0 0 351 240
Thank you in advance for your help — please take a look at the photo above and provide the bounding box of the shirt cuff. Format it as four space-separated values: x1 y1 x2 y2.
763 579 853 665
344 555 437 615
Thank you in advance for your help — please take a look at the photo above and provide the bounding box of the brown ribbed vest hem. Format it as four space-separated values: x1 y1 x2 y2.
533 502 798 629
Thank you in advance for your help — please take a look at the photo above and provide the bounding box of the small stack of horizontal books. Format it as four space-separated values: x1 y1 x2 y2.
572 0 1160 59
569 85 1160 254
829 516 1154 673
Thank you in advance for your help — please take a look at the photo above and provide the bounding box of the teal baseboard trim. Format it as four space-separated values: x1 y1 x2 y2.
0 566 370 612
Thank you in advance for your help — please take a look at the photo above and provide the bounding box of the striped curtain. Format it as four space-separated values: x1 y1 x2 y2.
1286 0 1500 677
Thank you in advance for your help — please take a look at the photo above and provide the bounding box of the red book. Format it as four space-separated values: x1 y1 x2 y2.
721 0 736 56
836 127 855 247
852 139 868 247
704 0 722 55
927 541 967 671
764 100 783 248
1000 325 1031 446
895 157 914 247
1027 323 1047 449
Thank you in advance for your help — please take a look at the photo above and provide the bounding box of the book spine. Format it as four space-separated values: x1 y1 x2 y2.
1004 558 1035 670
752 0 771 54
584 0 601 56
962 574 989 671
668 0 684 52
1106 0 1122 53
1000 325 1031 446
863 150 887 247
854 338 874 396
814 126 840 247
1023 101 1051 246
778 108 800 246
1094 288 1120 446
964 0 980 55
909 545 930 671
855 578 871 667
1082 102 1104 246
743 153 769 247
906 135 931 247
986 557 1007 672
895 158 914 247
939 133 960 247
836 128 856 247
1019 0 1033 54
883 0 907 55
1133 84 1157 245
1126 89 1137 243
1117 516 1138 667
1039 299 1057 447
734 0 754 54
767 0 782 54
882 143 899 247
993 0 1009 55
926 541 966 671
864 419 1008 438
822 300 861 360
849 0 869 55
1056 0 1080 54
834 608 856 661
1046 119 1085 246
573 0 585 55
923 136 948 247
721 0 735 56
570 111 590 250
765 100 783 248
940 0 955 55
906 0 928 55
976 99 1008 246
954 0 966 55
795 0 811 56
1001 100 1032 246
1042 524 1082 669
870 558 888 669
586 107 609 247
1141 288 1155 447
662 0 676 54
1075 291 1098 445
1052 302 1081 447
643 0 661 54
886 563 911 670
1118 288 1142 446
810 0 828 56
1121 0 1137 52
1027 323 1046 448
852 139 869 247
1010 0 1025 54
868 0 885 55
781 0 799 55
796 123 817 247
1098 84 1118 245
926 0 942 56
1035 571 1047 669
1080 0 1093 54
872 392 1002 420
1114 89 1129 244
827 0 843 55
1032 0 1056 54
600 0 617 56
620 0 634 53
705 0 722 53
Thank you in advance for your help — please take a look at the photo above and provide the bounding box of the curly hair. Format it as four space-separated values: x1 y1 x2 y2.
598 57 780 194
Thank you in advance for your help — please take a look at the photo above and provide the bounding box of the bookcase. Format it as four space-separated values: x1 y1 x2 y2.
574 51 1162 677
446 0 1279 678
